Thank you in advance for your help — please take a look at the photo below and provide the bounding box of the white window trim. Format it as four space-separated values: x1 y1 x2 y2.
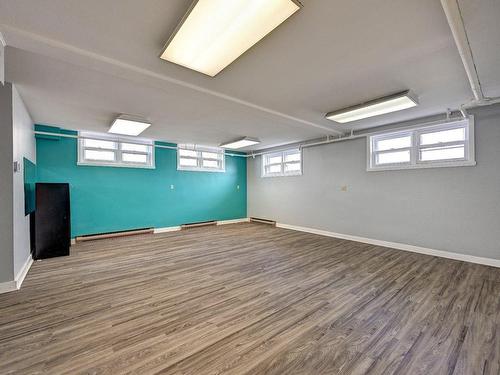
177 144 225 173
367 117 476 172
77 131 155 169
262 148 303 178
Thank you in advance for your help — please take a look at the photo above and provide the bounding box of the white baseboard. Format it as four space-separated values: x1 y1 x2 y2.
0 255 34 294
276 223 500 268
217 218 250 225
153 226 181 234
71 238 76 245
154 219 249 234
15 256 33 289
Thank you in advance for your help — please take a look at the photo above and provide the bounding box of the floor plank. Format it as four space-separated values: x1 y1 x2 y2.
0 223 499 374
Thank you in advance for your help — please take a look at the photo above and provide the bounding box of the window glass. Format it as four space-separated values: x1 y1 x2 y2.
420 128 465 146
376 150 410 165
419 145 465 161
375 135 411 151
84 139 116 149
121 143 150 152
368 119 473 171
122 153 148 163
179 149 197 158
179 157 198 167
84 150 115 161
79 132 154 168
262 149 302 177
177 145 225 172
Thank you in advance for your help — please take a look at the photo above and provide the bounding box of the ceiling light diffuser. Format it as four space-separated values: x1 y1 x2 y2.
220 137 260 149
109 117 151 136
160 0 302 77
326 91 419 123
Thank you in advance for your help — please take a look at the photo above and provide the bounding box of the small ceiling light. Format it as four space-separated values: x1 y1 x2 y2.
220 137 260 149
160 0 302 77
109 116 151 136
326 91 419 123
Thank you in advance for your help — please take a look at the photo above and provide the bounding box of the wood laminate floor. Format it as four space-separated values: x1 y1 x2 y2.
1 223 499 374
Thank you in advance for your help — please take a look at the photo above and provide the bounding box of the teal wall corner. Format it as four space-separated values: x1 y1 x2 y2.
35 125 247 237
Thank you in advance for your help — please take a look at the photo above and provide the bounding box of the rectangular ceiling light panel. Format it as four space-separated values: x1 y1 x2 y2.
326 91 418 123
109 118 151 136
220 137 260 149
161 0 301 77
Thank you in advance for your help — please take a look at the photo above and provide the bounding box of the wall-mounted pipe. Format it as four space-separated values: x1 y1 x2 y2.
440 0 484 102
33 130 247 158
247 115 467 158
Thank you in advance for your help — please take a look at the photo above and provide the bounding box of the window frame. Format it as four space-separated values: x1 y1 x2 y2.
262 148 303 178
77 132 155 169
367 117 475 172
177 144 225 173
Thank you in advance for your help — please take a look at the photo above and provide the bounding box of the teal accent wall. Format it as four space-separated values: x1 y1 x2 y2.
23 157 36 215
35 125 247 237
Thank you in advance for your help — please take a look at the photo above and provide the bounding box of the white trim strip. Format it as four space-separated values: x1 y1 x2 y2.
217 218 250 225
154 219 249 233
276 223 500 268
15 257 33 289
153 226 182 234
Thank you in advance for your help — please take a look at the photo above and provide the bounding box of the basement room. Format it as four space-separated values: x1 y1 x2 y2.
0 0 499 374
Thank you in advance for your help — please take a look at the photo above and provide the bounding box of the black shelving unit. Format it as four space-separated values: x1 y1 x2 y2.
31 183 71 260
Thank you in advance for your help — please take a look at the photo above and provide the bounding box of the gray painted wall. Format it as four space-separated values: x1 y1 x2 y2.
0 83 14 283
248 105 500 260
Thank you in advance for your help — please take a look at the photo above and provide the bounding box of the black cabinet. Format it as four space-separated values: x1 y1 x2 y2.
31 183 71 259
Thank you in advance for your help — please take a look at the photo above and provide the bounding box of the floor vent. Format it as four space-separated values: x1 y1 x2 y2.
181 220 217 229
250 217 276 226
75 228 154 242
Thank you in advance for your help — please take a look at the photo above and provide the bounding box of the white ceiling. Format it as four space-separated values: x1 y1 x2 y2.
0 0 498 150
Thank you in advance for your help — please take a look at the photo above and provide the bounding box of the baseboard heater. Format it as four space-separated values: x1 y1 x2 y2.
181 220 217 229
250 217 276 226
75 228 154 242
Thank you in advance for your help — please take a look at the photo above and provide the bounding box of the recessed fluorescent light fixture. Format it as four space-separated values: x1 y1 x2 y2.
220 137 260 149
109 116 151 136
326 91 419 123
160 0 302 77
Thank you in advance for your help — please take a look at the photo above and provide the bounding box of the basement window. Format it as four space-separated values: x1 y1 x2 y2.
78 132 154 168
177 144 225 172
262 148 302 177
368 118 475 171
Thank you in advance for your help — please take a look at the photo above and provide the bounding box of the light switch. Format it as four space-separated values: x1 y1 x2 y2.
170 184 175 190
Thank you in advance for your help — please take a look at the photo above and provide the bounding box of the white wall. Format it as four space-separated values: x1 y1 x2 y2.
12 85 35 279
0 34 5 84
0 82 35 291
248 105 500 261
0 82 14 284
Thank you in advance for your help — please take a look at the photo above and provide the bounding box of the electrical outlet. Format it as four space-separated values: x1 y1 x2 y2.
237 185 240 190
170 184 175 190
